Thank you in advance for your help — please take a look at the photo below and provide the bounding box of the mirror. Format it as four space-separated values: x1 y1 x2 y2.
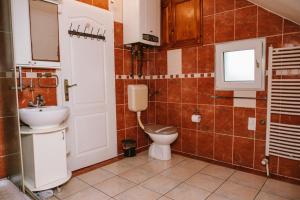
29 0 59 61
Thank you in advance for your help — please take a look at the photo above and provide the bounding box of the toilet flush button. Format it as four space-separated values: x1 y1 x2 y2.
191 114 201 123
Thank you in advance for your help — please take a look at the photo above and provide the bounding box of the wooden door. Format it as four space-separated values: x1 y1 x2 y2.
171 0 202 46
161 0 172 47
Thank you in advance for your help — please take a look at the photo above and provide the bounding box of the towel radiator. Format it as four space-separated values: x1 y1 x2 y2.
264 46 300 176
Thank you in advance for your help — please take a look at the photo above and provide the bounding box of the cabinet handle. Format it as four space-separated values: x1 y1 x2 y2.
62 131 64 140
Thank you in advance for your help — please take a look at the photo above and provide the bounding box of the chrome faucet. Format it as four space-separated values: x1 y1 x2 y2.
28 94 46 107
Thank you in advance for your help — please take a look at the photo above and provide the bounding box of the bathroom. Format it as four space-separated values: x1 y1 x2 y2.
0 0 300 199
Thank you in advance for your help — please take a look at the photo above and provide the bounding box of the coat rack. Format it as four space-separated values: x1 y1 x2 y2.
68 23 106 41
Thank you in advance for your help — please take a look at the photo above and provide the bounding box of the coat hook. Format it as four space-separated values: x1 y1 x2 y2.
97 28 100 41
69 23 73 36
90 27 94 40
76 25 80 38
84 26 88 39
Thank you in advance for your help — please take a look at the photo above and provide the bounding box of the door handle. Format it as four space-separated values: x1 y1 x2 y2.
64 79 77 101
67 84 78 88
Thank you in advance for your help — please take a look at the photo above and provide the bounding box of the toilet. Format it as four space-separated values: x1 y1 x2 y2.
128 84 178 160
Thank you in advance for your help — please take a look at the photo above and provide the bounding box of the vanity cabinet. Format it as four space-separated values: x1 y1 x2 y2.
21 125 71 191
11 0 60 68
161 0 203 48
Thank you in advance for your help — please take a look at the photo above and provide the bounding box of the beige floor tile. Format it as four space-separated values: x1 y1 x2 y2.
228 171 267 189
177 158 209 171
49 197 59 200
122 156 149 167
201 164 235 180
119 167 156 183
55 178 90 199
77 168 115 185
166 183 211 200
161 165 198 181
95 176 136 197
215 181 259 200
64 188 110 200
207 193 231 200
142 174 181 194
158 196 173 200
167 154 187 165
115 185 161 200
102 160 135 175
261 179 300 200
255 192 290 200
140 159 174 174
185 173 224 192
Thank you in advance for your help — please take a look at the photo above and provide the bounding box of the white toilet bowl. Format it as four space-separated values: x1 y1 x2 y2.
144 125 178 160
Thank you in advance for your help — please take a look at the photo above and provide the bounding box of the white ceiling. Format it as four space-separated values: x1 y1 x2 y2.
249 0 300 25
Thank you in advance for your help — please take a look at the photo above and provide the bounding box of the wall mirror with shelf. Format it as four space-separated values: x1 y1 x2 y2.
29 0 60 62
11 0 60 68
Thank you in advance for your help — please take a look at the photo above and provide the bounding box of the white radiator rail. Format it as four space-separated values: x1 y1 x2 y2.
265 46 300 176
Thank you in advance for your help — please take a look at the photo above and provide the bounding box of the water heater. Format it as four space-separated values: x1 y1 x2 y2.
123 0 161 46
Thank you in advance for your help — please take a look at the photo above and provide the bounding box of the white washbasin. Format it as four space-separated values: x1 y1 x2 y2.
19 106 69 130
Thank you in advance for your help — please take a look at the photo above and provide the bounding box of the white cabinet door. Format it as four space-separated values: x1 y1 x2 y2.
34 131 67 188
11 0 32 66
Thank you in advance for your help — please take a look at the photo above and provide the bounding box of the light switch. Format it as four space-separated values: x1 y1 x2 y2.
248 117 256 131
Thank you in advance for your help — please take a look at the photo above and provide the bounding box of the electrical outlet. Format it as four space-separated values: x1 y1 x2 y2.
248 117 256 131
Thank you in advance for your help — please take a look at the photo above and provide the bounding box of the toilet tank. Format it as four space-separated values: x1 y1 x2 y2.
128 84 148 112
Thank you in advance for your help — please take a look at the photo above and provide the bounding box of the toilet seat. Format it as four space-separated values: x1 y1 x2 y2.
144 124 177 135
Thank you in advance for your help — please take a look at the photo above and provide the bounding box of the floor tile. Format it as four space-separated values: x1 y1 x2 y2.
261 179 300 200
140 159 174 174
55 178 90 199
102 160 135 175
215 181 259 200
207 194 231 200
95 176 136 197
177 158 209 171
161 165 199 181
64 188 110 200
49 197 59 200
142 174 181 194
0 180 31 200
201 164 235 180
115 186 161 200
119 167 156 183
158 196 173 200
122 156 149 167
185 173 224 192
167 154 187 165
166 183 211 200
255 192 290 200
228 171 267 189
77 168 115 185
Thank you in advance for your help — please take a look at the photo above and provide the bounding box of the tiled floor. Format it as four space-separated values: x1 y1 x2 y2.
51 151 300 200
0 179 30 200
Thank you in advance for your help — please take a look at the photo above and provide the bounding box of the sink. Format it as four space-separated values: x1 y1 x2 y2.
19 106 69 130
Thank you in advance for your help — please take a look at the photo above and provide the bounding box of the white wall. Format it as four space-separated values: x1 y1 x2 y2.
109 0 123 23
